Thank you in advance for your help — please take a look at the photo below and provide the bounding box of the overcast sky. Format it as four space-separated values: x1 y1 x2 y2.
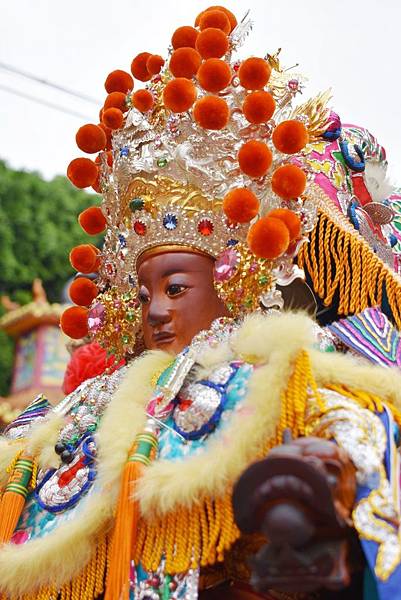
1 0 400 182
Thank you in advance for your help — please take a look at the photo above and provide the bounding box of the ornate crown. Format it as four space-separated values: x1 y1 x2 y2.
61 6 329 356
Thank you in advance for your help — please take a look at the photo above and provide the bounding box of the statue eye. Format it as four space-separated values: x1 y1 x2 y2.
138 288 150 304
166 284 187 297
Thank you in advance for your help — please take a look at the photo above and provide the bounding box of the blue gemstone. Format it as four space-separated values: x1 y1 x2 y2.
163 213 178 230
227 239 239 246
118 234 127 247
120 146 129 157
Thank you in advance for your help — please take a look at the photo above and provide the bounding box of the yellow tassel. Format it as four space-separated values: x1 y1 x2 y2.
298 209 401 329
0 536 108 600
0 453 36 543
131 493 241 575
276 350 324 444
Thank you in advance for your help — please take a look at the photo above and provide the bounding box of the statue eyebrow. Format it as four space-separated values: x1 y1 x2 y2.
161 267 191 278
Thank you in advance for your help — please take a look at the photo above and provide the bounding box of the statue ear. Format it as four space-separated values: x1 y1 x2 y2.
277 279 317 315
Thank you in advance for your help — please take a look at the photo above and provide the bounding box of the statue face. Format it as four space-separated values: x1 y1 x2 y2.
137 251 230 354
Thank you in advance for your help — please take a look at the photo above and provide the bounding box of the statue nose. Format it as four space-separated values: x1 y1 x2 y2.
147 297 172 327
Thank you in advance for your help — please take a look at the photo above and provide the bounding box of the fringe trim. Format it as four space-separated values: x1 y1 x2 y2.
0 536 108 600
298 184 401 328
132 492 240 575
133 350 321 577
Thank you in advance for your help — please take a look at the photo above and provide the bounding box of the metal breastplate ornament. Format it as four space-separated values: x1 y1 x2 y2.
36 434 96 513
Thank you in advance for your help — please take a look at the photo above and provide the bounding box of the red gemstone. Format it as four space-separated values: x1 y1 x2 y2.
58 456 86 487
198 219 214 236
179 399 193 411
133 221 147 236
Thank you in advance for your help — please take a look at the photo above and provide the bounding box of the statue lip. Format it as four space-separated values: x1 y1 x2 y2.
152 331 175 344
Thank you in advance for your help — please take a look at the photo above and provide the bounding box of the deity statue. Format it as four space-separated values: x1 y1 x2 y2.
1 6 401 600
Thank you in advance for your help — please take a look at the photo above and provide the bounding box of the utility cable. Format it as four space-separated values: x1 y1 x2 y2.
0 61 100 105
0 83 93 120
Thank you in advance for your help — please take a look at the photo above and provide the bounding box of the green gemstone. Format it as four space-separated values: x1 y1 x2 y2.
122 335 130 344
244 297 253 308
258 275 269 285
227 302 234 312
129 197 144 212
122 293 132 301
87 424 97 432
157 157 168 168
126 311 136 321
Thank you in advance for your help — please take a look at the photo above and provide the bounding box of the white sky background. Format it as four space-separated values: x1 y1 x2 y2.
1 0 400 182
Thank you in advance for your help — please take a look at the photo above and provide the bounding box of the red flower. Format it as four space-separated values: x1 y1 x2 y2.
62 342 125 395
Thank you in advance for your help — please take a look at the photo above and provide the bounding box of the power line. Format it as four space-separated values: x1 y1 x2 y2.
0 61 101 105
0 83 93 120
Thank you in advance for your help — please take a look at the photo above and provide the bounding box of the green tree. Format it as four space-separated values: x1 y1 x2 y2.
0 160 100 396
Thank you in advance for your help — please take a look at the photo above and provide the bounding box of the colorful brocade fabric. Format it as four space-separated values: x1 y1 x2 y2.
4 394 52 440
328 307 401 368
299 124 401 274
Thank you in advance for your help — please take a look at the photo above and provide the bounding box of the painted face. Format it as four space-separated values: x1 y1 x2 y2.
137 251 230 354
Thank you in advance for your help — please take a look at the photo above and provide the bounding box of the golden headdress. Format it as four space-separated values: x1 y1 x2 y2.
62 6 329 356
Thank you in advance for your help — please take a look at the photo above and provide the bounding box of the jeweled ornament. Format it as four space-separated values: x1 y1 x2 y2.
130 197 145 212
133 221 147 236
198 219 214 236
88 302 105 333
163 213 178 230
214 248 239 282
157 157 168 168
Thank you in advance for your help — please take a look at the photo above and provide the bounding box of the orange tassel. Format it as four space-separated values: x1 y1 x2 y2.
0 453 35 543
105 431 158 600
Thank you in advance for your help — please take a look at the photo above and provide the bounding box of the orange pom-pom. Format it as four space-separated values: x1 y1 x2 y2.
199 9 230 34
172 26 199 49
243 91 275 124
102 108 124 130
131 52 151 82
195 28 229 59
272 120 309 154
271 164 307 200
146 54 165 75
169 48 202 79
238 140 272 178
104 92 127 112
267 208 301 241
69 277 98 307
76 124 106 154
197 58 231 92
247 216 290 259
195 6 237 31
91 175 101 193
193 95 229 130
104 70 133 94
163 78 197 113
67 158 98 189
78 206 106 235
223 188 259 223
69 244 99 273
98 123 112 150
132 89 154 112
60 306 89 339
238 57 271 90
